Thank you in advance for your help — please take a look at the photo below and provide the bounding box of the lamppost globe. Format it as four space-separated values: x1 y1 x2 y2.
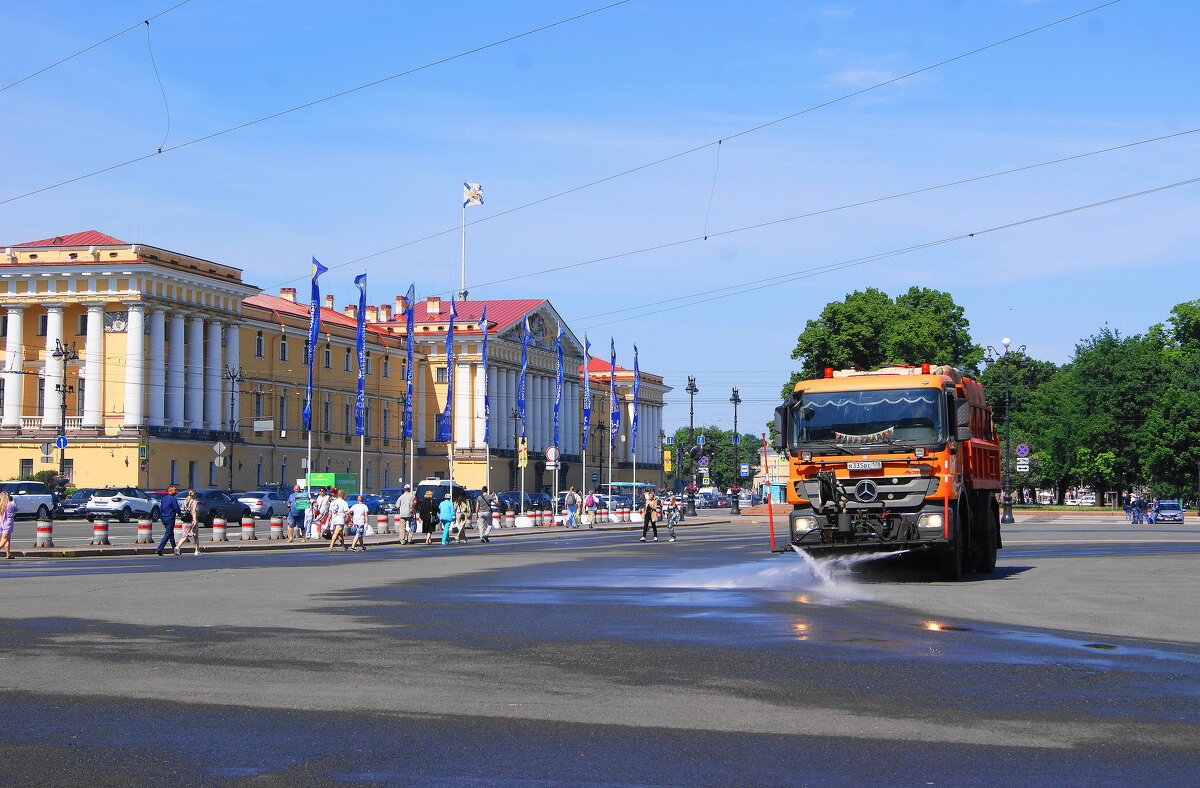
1002 337 1011 348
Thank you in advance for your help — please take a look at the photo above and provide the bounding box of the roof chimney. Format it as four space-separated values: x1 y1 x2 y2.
427 296 441 316
344 304 357 318
324 295 334 309
279 287 297 302
365 305 379 323
379 304 392 322
395 295 407 315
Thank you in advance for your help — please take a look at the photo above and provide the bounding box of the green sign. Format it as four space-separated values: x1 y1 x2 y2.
305 473 358 494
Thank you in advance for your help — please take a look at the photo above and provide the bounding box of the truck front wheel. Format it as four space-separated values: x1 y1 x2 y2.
936 498 968 581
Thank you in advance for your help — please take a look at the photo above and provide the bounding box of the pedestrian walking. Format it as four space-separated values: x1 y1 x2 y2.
347 494 370 552
583 491 596 528
286 484 307 542
396 484 416 544
416 489 438 545
453 492 471 543
475 485 496 543
439 493 457 545
665 493 680 541
564 487 580 528
0 490 16 559
155 485 182 556
179 490 202 555
311 488 332 539
639 490 661 542
328 489 350 551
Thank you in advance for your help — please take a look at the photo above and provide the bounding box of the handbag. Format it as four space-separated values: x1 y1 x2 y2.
321 527 333 539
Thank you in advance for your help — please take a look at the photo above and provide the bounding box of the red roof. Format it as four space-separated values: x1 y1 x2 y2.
582 356 627 373
12 230 125 248
243 293 388 336
387 298 546 335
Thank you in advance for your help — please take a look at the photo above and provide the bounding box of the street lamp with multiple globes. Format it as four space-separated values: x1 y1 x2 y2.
984 337 1026 524
51 339 79 485
729 387 741 515
684 376 698 517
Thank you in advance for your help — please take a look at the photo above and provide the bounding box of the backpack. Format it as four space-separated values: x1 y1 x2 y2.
566 492 578 506
584 494 594 507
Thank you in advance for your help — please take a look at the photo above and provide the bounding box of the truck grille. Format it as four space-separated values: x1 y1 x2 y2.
796 475 938 510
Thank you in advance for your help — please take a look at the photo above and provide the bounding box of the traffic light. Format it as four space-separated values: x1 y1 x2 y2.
689 445 703 461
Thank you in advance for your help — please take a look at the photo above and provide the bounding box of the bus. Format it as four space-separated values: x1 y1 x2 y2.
596 482 657 500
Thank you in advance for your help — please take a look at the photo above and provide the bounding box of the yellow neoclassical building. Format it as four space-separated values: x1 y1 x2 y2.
0 230 669 494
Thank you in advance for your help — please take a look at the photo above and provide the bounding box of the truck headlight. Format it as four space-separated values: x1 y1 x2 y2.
918 513 943 530
793 516 816 531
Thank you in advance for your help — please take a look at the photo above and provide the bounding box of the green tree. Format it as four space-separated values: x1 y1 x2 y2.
663 426 760 491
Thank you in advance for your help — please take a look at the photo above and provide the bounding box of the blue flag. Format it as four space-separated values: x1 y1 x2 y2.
354 273 367 436
481 305 490 446
519 316 529 440
609 338 619 452
581 334 592 452
439 298 458 442
302 257 327 431
554 326 563 450
632 344 640 457
403 284 415 440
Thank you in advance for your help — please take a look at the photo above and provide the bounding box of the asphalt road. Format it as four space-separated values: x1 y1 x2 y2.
1 515 1197 786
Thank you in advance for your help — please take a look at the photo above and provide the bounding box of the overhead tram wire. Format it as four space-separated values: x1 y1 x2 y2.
575 173 1200 330
271 0 1124 287
0 0 631 207
0 0 194 94
474 125 1200 298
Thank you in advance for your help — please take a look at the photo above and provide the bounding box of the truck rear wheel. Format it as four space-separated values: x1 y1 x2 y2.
937 498 967 581
977 504 999 574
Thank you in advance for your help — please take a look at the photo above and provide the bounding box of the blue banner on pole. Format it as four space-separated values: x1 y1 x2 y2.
302 257 327 431
403 284 415 440
631 344 640 457
554 326 563 449
481 305 490 447
519 316 529 439
581 334 592 452
609 338 619 452
438 298 457 442
353 273 367 436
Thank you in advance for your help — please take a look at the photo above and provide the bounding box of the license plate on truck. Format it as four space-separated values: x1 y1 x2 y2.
847 461 882 470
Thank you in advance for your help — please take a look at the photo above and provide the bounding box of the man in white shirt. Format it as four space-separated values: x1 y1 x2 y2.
348 494 371 552
327 489 351 551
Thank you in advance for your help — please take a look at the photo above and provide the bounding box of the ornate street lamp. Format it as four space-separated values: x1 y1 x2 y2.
730 387 742 515
984 337 1026 524
51 339 79 486
685 376 698 517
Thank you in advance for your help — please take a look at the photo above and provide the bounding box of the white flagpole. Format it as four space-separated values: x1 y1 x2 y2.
359 434 365 493
460 202 467 301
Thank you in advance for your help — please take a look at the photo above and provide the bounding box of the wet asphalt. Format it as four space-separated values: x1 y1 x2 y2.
1 519 1198 786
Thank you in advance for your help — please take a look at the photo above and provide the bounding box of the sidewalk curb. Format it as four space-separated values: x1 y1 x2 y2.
8 518 730 559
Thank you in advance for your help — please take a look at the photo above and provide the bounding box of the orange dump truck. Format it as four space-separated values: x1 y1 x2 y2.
772 364 1002 580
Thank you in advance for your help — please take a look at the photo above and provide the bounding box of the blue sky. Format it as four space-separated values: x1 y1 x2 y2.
3 0 1198 432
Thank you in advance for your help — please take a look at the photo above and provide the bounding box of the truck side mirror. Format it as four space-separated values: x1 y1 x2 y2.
773 405 788 451
954 398 971 442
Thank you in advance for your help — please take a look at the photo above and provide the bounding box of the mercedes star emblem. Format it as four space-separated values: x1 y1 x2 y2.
854 479 878 503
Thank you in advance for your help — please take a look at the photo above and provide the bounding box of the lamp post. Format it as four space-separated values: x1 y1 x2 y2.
224 366 245 490
51 340 79 486
730 387 741 515
509 407 521 500
685 376 698 517
985 337 1026 525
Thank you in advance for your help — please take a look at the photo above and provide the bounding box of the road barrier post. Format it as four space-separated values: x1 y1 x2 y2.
35 517 53 547
135 518 154 544
211 517 228 542
91 519 111 545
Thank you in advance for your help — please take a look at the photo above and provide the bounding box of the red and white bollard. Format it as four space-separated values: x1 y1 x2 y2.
269 516 284 540
559 506 568 525
492 511 501 532
136 518 154 544
174 522 185 545
377 514 389 535
504 510 515 528
35 517 53 547
240 515 257 541
211 517 228 542
91 518 111 545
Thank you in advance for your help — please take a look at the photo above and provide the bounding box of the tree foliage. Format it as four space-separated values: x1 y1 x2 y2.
663 425 761 491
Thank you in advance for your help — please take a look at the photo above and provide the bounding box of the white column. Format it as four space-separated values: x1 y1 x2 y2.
204 320 223 431
122 303 146 428
486 363 498 448
146 308 166 427
624 396 635 462
185 314 205 428
474 362 488 449
505 368 516 449
455 362 471 448
2 306 26 428
415 358 426 448
41 306 65 429
82 303 105 429
226 323 240 432
166 311 185 427
531 375 543 451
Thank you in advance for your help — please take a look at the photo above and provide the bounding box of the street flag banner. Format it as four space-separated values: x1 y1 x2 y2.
553 326 564 450
632 344 640 456
463 182 484 207
481 305 490 446
302 257 327 431
609 338 619 452
581 334 592 452
438 298 458 442
518 316 530 439
403 283 415 439
353 273 367 436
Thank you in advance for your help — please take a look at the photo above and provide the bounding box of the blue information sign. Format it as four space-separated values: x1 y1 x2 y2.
54 436 68 450
664 436 674 445
696 435 706 446
591 472 599 483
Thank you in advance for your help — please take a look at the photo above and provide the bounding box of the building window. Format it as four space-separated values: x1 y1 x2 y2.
279 337 289 362
77 314 87 335
255 331 264 358
254 392 264 419
364 352 372 376
382 404 390 439
278 393 288 429
19 458 33 478
37 379 45 416
365 467 372 490
170 459 178 485
436 366 447 383
256 461 263 488
324 345 332 369
280 458 288 486
364 404 371 436
344 348 352 372
76 379 85 417
188 461 197 489
36 314 47 337
343 402 351 433
209 462 217 487
322 398 331 432
63 458 74 481
383 355 390 378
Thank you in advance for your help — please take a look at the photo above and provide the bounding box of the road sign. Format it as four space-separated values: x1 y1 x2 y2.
591 472 599 483
1016 465 1030 473
698 457 709 468
213 441 228 455
252 419 275 432
696 435 706 446
664 436 674 445
740 463 750 477
545 461 560 471
1016 444 1030 458
40 442 54 456
54 436 69 450
732 435 740 445
545 446 561 462
664 459 673 473
214 456 226 468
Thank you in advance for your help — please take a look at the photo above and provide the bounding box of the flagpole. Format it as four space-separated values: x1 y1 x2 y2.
460 202 467 301
359 434 365 493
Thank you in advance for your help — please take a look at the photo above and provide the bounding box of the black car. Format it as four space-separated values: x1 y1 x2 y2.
496 491 534 512
57 487 97 519
189 490 252 527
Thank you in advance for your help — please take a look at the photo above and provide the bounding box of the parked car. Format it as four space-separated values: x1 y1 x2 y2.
57 487 98 519
496 491 534 512
189 490 252 527
1154 500 1184 523
415 479 467 505
714 494 731 508
357 493 386 515
379 487 408 511
695 492 718 509
0 480 57 520
85 487 159 522
236 491 291 519
528 492 553 510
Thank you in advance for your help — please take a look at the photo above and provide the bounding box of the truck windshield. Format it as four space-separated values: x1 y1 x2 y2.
792 388 943 446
